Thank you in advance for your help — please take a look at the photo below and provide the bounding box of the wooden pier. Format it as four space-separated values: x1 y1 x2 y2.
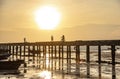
0 40 120 79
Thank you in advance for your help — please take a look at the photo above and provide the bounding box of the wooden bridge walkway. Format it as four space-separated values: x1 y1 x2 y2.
0 40 120 79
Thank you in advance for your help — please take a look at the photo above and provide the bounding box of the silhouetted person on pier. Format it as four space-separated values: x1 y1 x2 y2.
61 35 65 42
51 35 54 41
24 38 27 43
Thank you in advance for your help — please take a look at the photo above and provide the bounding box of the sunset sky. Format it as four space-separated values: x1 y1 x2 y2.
0 0 120 42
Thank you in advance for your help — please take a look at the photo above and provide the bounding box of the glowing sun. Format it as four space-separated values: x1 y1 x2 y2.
34 6 61 30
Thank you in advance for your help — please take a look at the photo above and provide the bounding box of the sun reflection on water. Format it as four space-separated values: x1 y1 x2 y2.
46 53 50 68
46 58 50 68
38 71 51 79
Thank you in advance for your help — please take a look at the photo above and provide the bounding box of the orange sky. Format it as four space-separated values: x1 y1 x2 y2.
0 0 120 42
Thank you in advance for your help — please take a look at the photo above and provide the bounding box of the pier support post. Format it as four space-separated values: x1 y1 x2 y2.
23 44 26 61
111 45 116 79
8 45 11 60
12 46 15 60
61 45 64 70
48 46 50 59
43 45 46 69
28 46 30 64
16 46 18 59
68 46 71 73
54 45 57 70
55 45 57 58
86 45 90 78
98 45 101 64
98 45 101 79
76 45 80 75
76 45 80 63
19 46 22 60
8 45 11 55
51 45 53 71
33 46 35 64
38 45 41 65
66 45 72 73
48 46 50 70
67 45 69 73
37 45 39 64
59 45 61 70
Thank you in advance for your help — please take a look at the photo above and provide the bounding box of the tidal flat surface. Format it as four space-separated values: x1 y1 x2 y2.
0 48 120 79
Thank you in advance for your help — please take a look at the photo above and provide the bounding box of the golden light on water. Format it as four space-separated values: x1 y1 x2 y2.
46 58 50 68
46 53 49 58
46 54 51 69
38 71 51 79
34 6 61 30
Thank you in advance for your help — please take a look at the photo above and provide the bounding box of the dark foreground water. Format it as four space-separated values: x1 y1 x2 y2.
0 50 120 79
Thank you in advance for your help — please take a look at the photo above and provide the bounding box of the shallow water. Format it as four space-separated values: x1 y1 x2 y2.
0 49 120 79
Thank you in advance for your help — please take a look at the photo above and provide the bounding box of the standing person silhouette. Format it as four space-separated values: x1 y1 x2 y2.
51 35 54 41
61 35 65 42
24 38 26 43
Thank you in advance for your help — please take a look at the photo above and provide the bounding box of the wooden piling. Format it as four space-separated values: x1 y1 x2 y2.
59 45 61 70
28 46 30 64
61 45 64 70
54 45 57 70
51 45 53 71
98 45 101 64
76 45 80 63
98 45 101 78
12 46 14 60
8 45 11 60
36 46 38 63
8 45 11 55
38 45 41 64
66 45 72 73
23 45 26 61
68 45 71 73
16 46 18 59
67 45 69 73
76 45 80 76
19 46 22 60
111 45 116 79
86 45 90 78
55 45 57 58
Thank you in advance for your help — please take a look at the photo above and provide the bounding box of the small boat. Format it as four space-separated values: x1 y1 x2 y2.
0 48 25 70
0 60 24 70
0 53 11 60
0 49 10 60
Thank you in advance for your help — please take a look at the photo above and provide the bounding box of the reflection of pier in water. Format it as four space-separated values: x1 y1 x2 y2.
0 40 120 79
